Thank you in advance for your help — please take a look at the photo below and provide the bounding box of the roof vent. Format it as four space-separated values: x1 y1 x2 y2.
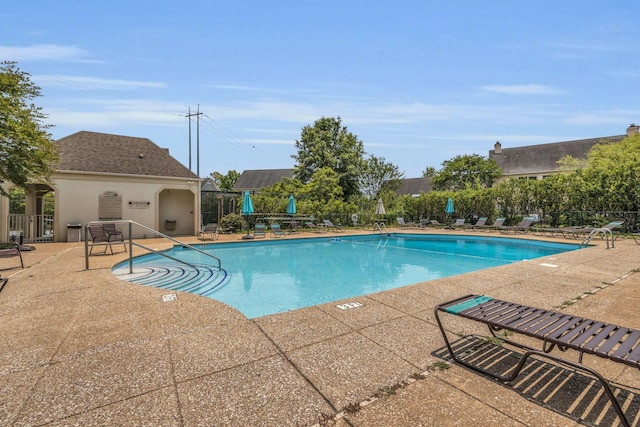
627 123 639 137
139 153 144 159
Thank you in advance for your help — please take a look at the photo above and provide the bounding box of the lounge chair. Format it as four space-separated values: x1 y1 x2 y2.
474 217 505 231
270 223 286 238
305 222 323 232
429 219 446 228
468 217 488 229
498 217 535 234
322 219 344 232
198 223 219 240
253 223 266 238
396 217 416 228
435 294 639 427
451 218 467 229
88 224 126 255
0 242 24 268
561 220 624 239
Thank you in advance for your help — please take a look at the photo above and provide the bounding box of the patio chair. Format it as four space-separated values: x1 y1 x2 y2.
88 224 126 255
103 223 124 241
468 217 488 229
0 274 7 292
561 220 624 240
0 242 24 269
253 223 266 238
323 219 344 232
473 217 505 231
198 223 219 240
304 222 323 232
435 294 639 427
451 218 467 229
270 223 286 238
498 217 535 234
396 217 416 228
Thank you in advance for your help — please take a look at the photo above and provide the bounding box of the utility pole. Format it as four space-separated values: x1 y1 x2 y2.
185 106 203 175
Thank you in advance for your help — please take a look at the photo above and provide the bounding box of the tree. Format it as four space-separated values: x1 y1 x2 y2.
422 166 437 177
359 154 404 198
0 62 58 194
431 154 501 191
211 170 240 191
292 116 365 200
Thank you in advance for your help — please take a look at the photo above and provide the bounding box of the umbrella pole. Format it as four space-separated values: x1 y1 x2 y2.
242 215 254 239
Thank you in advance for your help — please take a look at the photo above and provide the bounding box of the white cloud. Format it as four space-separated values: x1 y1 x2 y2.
37 75 166 90
480 84 560 95
0 44 89 61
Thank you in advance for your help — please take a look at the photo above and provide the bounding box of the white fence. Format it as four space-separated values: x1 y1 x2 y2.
8 214 54 243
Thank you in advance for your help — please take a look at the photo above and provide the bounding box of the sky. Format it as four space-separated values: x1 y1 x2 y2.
2 1 639 179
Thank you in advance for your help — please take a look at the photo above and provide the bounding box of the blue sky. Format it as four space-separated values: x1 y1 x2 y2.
2 1 639 178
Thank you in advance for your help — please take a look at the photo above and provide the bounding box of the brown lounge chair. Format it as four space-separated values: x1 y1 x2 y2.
435 294 640 427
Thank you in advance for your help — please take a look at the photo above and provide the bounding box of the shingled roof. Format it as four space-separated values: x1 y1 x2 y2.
490 135 625 176
55 131 198 179
233 169 294 192
396 177 432 196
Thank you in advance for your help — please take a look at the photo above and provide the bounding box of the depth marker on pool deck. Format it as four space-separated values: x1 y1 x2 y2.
337 302 363 310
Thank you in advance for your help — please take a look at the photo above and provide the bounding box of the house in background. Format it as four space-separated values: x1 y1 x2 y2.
395 177 432 197
232 169 294 193
489 124 638 181
0 131 201 243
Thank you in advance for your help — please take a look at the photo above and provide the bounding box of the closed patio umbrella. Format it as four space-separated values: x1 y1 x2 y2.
445 197 455 228
287 195 297 216
445 197 455 215
375 198 386 215
241 191 254 239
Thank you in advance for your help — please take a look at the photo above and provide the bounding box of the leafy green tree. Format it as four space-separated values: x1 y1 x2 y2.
577 134 640 212
422 166 437 177
359 154 404 198
431 154 501 191
292 116 365 200
211 170 240 191
0 62 57 195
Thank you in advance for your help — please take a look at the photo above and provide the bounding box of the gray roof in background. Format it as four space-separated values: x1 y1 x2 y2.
233 169 295 191
489 135 625 175
55 131 198 179
396 177 432 195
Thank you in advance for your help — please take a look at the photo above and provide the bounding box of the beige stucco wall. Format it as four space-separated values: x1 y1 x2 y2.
53 171 200 242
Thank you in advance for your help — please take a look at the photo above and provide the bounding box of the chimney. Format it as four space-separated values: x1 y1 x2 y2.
494 141 502 154
627 123 639 137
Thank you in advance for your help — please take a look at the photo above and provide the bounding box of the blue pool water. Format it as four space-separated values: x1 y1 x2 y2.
114 234 581 318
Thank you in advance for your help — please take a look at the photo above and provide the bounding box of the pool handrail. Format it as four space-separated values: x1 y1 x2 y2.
84 220 222 273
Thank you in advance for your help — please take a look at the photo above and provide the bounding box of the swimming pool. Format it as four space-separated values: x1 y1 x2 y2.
113 234 581 318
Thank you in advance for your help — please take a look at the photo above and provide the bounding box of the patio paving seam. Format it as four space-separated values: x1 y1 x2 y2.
250 320 342 419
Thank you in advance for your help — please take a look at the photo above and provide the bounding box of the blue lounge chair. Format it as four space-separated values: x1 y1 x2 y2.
253 223 266 238
270 223 286 238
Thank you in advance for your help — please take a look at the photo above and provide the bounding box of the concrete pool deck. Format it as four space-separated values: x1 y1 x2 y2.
1 228 639 426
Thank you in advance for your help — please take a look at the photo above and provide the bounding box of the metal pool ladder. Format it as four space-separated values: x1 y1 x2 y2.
84 220 222 272
580 227 614 249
